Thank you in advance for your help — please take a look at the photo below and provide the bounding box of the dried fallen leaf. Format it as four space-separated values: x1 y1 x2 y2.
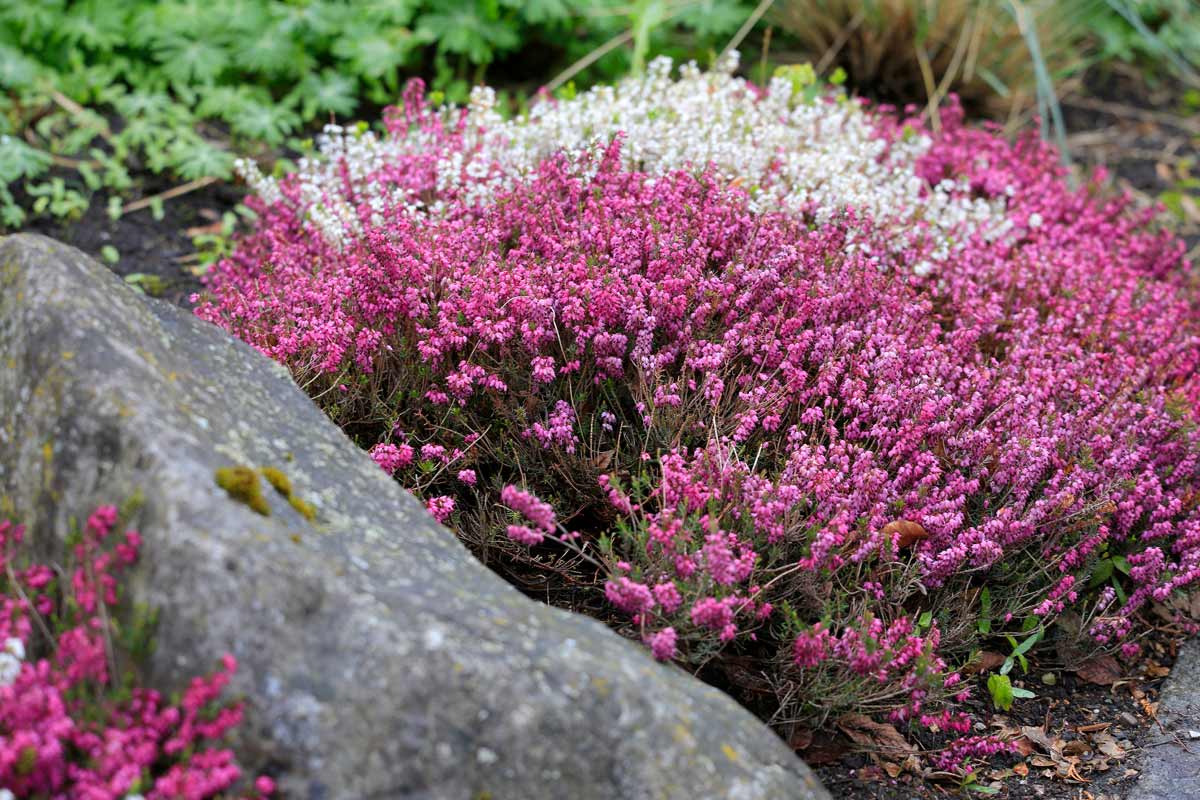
1093 733 1126 759
591 449 615 471
858 765 885 781
967 650 1008 674
1062 739 1092 756
797 734 849 765
837 713 916 759
1013 762 1029 777
1021 726 1057 753
1076 654 1122 685
1060 758 1089 783
1013 736 1038 757
788 727 814 750
1145 661 1171 678
1076 723 1111 733
881 520 928 548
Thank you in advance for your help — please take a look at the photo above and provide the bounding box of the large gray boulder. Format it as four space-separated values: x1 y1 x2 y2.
0 234 826 800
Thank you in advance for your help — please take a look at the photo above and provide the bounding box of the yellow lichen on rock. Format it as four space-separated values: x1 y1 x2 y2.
260 466 292 496
214 465 270 516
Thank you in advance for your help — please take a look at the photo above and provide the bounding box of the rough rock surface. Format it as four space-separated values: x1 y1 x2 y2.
0 234 827 800
1128 638 1200 800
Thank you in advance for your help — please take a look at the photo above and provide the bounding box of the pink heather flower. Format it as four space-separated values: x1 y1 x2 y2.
647 627 678 661
426 495 455 523
701 532 756 586
793 625 831 668
420 443 449 464
531 355 557 384
369 442 414 474
652 582 683 614
506 524 544 547
85 505 118 538
605 577 655 615
526 400 579 453
598 474 635 515
0 504 264 798
500 485 557 533
690 596 737 632
457 469 477 486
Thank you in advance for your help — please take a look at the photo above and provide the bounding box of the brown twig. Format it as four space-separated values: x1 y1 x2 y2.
121 176 218 216
49 89 114 143
1063 97 1200 134
22 128 99 170
815 9 865 75
720 0 775 62
546 30 634 93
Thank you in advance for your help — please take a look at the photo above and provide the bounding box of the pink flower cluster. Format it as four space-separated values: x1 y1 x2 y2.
197 80 1200 766
0 510 269 799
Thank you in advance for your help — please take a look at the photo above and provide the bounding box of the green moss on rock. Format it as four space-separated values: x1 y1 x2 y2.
288 494 317 521
257 465 317 521
260 466 292 496
215 466 270 516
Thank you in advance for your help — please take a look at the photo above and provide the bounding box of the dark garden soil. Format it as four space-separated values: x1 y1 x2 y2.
18 64 1199 800
811 614 1192 800
23 173 242 308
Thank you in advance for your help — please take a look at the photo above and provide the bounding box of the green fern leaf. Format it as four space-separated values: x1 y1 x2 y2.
154 35 228 85
230 103 300 146
0 135 51 184
294 70 359 120
167 137 234 180
418 8 519 64
0 43 39 89
333 25 425 79
236 23 314 79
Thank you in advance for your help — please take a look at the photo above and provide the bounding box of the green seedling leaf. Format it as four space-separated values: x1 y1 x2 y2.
988 673 1014 711
124 273 166 296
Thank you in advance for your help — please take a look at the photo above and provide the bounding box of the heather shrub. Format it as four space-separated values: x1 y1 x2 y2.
0 507 271 799
198 59 1200 770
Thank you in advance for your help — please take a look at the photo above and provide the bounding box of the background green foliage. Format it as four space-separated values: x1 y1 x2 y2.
0 0 752 228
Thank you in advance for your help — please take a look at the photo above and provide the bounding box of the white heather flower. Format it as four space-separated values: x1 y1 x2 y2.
4 636 25 660
0 789 15 800
1028 212 1043 229
0 637 25 687
242 54 1006 273
0 655 19 687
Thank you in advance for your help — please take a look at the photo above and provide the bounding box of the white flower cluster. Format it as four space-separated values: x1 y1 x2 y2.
240 54 1006 258
0 636 24 686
